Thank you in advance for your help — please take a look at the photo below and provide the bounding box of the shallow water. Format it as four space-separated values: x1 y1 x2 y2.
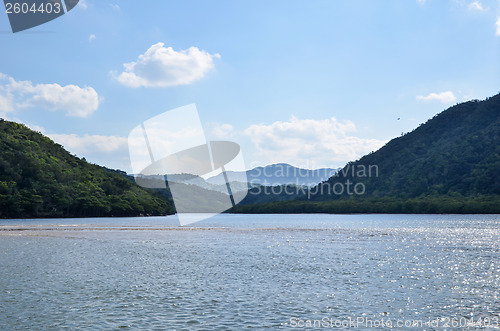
1 214 499 330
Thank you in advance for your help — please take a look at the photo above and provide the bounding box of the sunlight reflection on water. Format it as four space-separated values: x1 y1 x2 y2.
0 214 499 329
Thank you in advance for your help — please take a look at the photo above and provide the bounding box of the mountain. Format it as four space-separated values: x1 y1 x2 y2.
231 93 500 213
206 163 340 186
3 92 500 217
315 94 500 198
0 120 175 218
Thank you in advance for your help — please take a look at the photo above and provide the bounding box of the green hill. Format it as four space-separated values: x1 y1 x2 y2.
0 120 175 218
3 92 500 217
231 93 500 214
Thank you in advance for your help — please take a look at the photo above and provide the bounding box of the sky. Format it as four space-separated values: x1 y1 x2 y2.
1 0 499 172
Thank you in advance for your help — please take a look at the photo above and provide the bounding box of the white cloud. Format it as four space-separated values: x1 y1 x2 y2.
48 133 131 171
0 73 100 117
110 4 120 11
49 133 128 154
468 1 485 11
0 94 14 117
115 43 221 88
0 74 13 117
88 34 96 42
208 123 234 139
496 17 500 36
49 127 209 173
416 91 457 104
417 0 426 4
78 0 88 10
244 116 388 168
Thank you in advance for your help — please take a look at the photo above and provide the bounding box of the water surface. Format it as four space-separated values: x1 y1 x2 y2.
1 214 499 329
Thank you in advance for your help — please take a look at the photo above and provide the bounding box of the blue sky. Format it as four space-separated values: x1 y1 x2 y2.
1 0 499 172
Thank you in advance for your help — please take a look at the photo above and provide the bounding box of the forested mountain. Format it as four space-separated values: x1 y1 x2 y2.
315 93 500 198
232 93 500 213
0 120 174 218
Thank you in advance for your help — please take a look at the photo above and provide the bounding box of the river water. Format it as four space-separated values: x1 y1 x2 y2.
0 214 499 330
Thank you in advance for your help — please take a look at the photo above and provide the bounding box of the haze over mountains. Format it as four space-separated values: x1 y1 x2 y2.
134 164 339 197
205 163 340 187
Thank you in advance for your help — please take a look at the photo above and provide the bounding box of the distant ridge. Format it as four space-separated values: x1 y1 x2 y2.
206 163 340 187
